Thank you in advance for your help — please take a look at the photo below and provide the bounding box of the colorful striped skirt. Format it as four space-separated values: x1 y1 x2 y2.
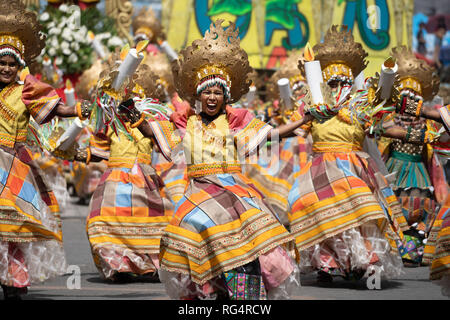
86 162 172 279
429 196 450 297
288 149 407 279
430 201 450 297
158 171 299 299
0 144 66 288
243 136 310 226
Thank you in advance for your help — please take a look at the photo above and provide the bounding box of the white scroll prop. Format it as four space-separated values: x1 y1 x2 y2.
92 37 106 59
56 118 85 151
64 87 76 107
159 40 178 62
305 60 324 104
111 48 144 91
42 58 54 81
277 78 292 109
378 62 398 100
245 86 257 107
354 71 365 90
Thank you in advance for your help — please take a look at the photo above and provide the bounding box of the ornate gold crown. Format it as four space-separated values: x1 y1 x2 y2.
313 25 368 83
172 19 253 105
75 59 105 100
391 45 440 101
132 7 163 43
267 50 306 101
0 0 45 66
142 52 175 100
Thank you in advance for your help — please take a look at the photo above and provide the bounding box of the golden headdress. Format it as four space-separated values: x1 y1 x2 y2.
0 0 45 67
391 45 440 101
172 19 253 105
132 7 163 43
267 50 306 101
143 52 175 100
75 59 105 100
124 63 166 101
313 25 368 84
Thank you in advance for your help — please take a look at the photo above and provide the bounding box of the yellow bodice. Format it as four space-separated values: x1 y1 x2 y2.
0 82 30 148
310 109 365 153
108 124 153 168
183 114 241 177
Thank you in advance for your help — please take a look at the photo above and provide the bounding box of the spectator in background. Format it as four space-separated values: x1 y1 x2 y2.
433 18 447 71
417 22 427 55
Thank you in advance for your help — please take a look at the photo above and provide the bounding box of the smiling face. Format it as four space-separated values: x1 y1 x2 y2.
0 55 20 85
200 84 225 117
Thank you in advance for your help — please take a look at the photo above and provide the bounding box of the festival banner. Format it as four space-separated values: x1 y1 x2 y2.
163 0 414 77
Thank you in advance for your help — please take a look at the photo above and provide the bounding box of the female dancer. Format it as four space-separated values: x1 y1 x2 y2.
76 62 173 282
0 0 90 299
287 25 407 283
121 20 306 300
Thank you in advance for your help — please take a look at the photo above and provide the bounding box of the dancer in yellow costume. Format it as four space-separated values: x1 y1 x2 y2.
78 61 173 282
121 20 311 300
287 26 408 283
0 0 91 299
243 51 311 227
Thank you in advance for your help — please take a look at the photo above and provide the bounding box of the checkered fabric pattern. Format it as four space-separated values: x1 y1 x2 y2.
0 144 62 242
244 136 310 226
430 198 450 280
159 172 294 285
86 163 172 276
425 196 450 270
288 150 407 253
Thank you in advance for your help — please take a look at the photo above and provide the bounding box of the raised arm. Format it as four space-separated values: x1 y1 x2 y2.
268 113 314 139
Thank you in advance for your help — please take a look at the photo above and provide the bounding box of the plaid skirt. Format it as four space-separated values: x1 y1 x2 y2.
428 196 450 281
86 162 172 279
0 144 66 287
152 147 188 207
288 149 408 275
159 171 295 289
243 136 310 226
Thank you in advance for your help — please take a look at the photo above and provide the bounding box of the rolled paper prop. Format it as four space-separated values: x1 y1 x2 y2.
378 57 398 100
42 56 54 81
111 48 144 91
88 31 106 59
305 60 324 104
245 86 257 107
354 71 365 90
277 78 292 109
56 117 85 151
64 79 76 107
159 40 178 62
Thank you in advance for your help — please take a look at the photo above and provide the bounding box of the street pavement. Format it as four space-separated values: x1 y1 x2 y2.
3 197 449 300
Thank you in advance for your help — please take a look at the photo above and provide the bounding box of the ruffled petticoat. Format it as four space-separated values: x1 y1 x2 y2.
92 244 159 280
0 240 66 287
0 198 67 287
298 221 404 279
159 246 301 300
